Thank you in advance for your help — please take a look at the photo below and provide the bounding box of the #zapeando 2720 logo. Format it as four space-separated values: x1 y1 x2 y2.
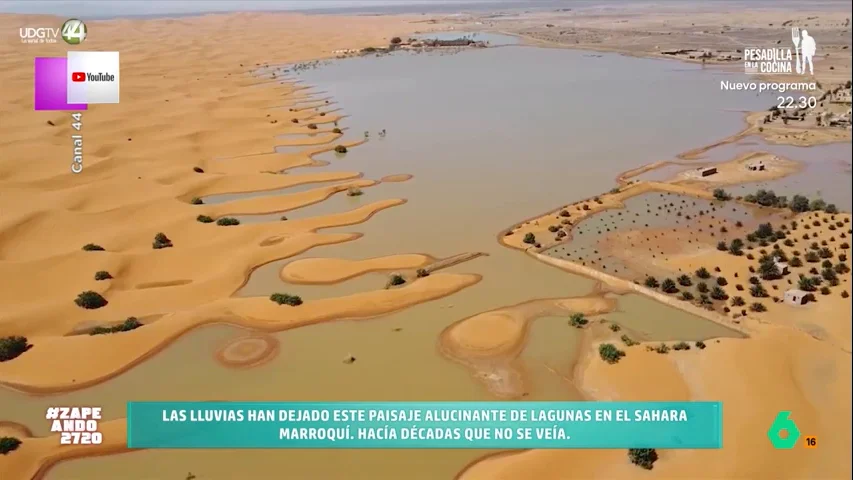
20 18 87 45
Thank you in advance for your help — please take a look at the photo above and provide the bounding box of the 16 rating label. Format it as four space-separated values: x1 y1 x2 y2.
47 406 103 444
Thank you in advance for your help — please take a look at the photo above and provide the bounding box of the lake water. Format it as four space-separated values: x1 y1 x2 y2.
28 41 795 480
700 137 852 210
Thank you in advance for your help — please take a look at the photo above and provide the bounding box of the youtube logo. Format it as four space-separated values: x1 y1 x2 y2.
66 51 120 104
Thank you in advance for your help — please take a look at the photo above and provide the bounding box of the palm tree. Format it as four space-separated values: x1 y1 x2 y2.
696 267 711 279
758 258 781 280
677 274 692 287
750 283 768 297
729 238 744 255
797 274 817 292
661 278 678 294
710 286 728 300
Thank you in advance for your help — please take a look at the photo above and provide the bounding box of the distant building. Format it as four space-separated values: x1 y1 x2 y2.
700 167 718 177
747 163 765 171
775 261 789 275
784 289 810 305
831 91 852 104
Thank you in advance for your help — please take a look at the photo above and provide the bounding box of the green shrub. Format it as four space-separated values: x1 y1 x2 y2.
825 204 838 214
216 217 240 226
153 232 173 249
334 145 348 154
789 256 803 267
750 302 767 312
347 186 364 197
696 282 709 293
307 123 318 130
609 323 621 332
0 336 30 362
0 436 22 455
673 341 691 351
193 166 204 173
677 275 692 287
332 128 342 134
716 241 728 251
270 293 303 306
680 291 694 301
598 343 625 364
82 243 105 251
569 313 589 328
75 291 108 309
416 268 429 278
716 277 727 286
695 267 711 279
790 195 810 212
388 274 406 287
94 270 112 281
628 448 658 470
820 286 831 295
713 188 731 201
644 276 659 289
197 215 214 223
731 296 745 306
90 317 143 335
695 341 706 350
190 197 204 205
523 233 536 245
620 335 639 347
654 343 670 354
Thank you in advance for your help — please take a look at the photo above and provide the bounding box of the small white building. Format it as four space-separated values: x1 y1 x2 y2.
784 289 809 305
775 261 789 275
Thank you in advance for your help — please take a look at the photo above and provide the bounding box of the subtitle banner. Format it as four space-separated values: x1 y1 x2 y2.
127 401 722 449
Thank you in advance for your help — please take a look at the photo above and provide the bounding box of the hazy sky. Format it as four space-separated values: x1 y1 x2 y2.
0 0 843 18
0 0 530 17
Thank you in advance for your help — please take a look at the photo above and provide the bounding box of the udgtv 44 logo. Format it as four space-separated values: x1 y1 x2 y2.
20 19 87 45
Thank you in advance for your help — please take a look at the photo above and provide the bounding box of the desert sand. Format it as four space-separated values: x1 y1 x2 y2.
468 6 851 472
0 11 489 479
214 333 280 369
280 254 433 284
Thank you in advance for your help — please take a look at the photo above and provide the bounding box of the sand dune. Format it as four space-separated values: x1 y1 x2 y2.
460 323 851 480
0 272 480 394
0 419 129 480
280 254 433 284
439 295 617 398
0 12 487 477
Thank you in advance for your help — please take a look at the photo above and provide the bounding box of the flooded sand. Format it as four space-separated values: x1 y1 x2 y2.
544 192 785 279
33 42 773 480
695 136 851 210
